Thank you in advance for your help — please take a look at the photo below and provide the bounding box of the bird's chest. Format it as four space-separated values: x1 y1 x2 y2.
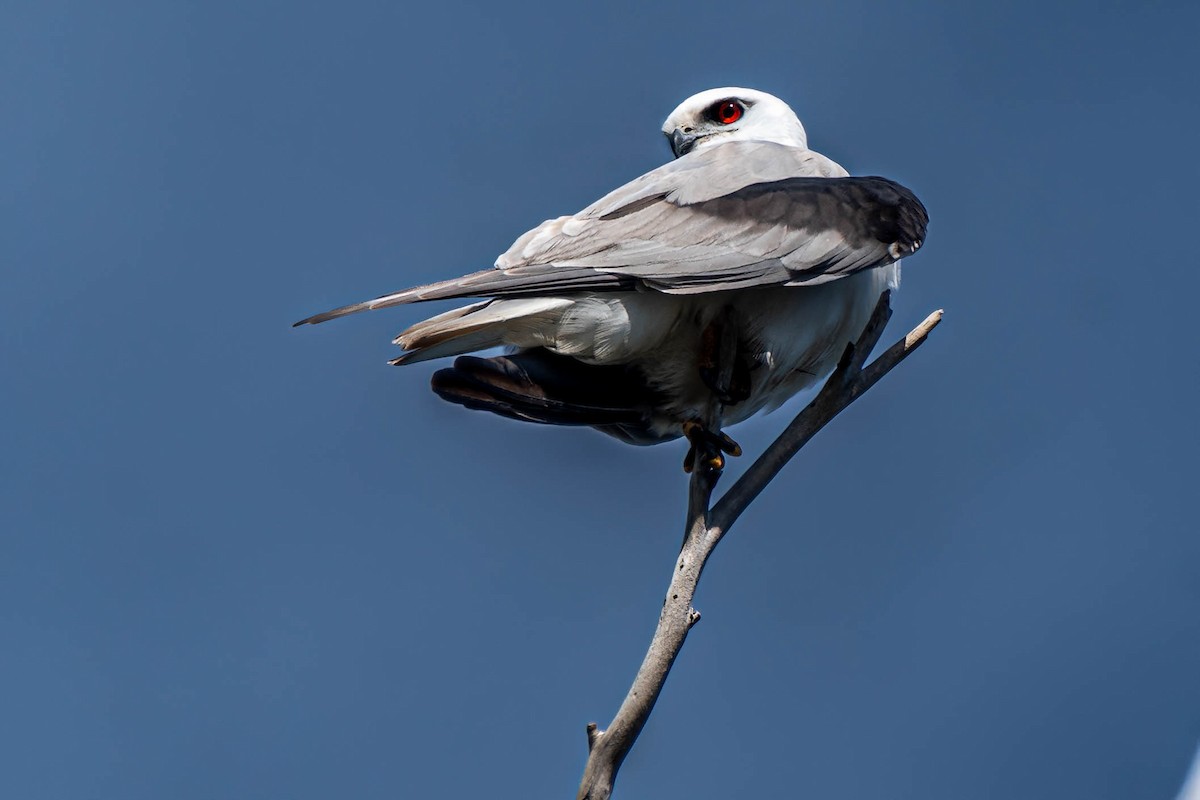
633 271 889 426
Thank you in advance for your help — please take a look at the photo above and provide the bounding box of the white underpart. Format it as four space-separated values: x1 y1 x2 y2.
526 263 899 435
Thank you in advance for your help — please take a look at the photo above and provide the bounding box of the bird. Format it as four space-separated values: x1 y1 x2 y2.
295 87 928 471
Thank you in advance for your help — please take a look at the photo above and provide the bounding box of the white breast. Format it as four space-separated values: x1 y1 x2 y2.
584 265 897 435
735 263 899 418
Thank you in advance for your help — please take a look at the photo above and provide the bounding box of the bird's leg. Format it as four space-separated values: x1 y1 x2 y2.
698 307 740 404
687 307 748 472
682 420 743 474
699 307 753 406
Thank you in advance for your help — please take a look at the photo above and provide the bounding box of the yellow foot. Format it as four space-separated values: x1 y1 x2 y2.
681 421 742 473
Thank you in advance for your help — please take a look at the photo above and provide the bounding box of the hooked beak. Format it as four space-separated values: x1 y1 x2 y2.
668 128 697 159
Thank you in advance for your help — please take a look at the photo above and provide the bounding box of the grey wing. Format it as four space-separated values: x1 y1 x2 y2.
294 141 927 325
499 139 926 291
500 175 928 294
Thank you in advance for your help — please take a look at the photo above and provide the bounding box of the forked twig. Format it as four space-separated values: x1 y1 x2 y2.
576 292 944 800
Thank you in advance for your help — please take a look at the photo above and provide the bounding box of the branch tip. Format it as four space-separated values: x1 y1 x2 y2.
907 309 943 344
586 723 602 750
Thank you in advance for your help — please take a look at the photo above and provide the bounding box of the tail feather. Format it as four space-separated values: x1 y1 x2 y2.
430 349 673 445
293 265 633 327
389 297 573 366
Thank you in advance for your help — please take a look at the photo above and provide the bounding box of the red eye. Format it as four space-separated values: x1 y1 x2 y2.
714 100 743 124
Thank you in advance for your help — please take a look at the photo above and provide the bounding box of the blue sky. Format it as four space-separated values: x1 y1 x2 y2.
3 2 1198 798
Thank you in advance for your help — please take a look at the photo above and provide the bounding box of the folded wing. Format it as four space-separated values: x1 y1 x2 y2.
294 140 927 325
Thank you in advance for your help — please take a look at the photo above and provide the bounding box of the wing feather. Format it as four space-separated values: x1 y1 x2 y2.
496 140 927 290
295 139 927 326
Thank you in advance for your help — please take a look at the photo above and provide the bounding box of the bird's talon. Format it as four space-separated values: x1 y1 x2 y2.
716 431 742 456
681 420 738 473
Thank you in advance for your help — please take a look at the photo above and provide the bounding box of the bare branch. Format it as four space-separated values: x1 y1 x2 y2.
846 290 894 375
856 307 944 392
575 294 943 799
576 464 720 800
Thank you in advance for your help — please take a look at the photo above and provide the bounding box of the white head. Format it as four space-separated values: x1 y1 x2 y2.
661 87 808 159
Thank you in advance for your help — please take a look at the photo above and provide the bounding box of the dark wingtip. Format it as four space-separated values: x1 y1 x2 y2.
291 302 371 328
292 311 334 327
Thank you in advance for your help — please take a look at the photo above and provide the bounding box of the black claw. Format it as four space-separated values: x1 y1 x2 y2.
716 431 742 457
